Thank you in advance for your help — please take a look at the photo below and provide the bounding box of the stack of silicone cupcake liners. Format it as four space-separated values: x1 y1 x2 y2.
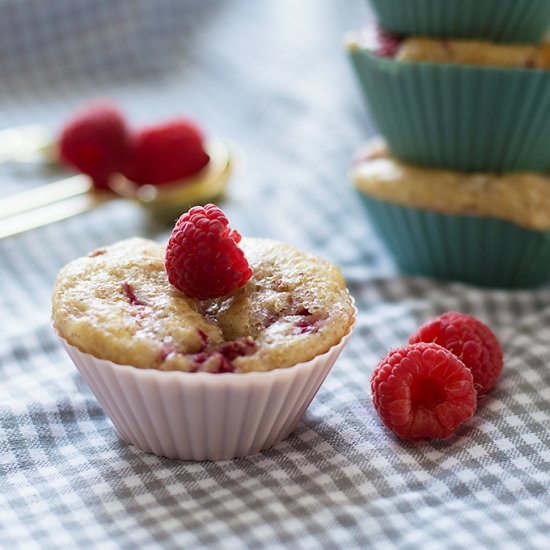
368 0 550 42
348 1 550 288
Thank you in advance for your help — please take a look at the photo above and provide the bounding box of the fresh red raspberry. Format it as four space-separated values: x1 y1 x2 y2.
122 118 210 186
165 204 252 300
371 342 477 440
409 312 503 396
58 101 130 189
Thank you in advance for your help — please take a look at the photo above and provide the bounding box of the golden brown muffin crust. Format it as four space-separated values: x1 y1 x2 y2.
396 37 550 69
352 143 550 231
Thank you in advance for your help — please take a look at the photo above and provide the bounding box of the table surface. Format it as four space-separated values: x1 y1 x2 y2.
1 1 549 548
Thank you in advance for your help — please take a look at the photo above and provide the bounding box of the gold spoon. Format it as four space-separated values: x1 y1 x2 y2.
0 138 232 239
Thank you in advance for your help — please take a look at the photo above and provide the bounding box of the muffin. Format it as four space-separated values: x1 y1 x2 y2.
53 207 355 460
367 0 550 43
346 29 550 171
396 37 550 69
53 237 354 373
352 142 550 288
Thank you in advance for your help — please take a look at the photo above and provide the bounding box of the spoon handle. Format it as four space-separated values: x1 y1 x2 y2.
0 176 111 239
0 175 92 219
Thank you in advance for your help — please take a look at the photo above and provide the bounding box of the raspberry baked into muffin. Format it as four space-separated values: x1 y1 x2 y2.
53 205 355 460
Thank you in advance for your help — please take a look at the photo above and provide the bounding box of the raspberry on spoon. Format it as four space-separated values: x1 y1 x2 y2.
409 312 503 396
165 204 252 300
58 100 130 189
122 118 210 186
371 342 477 440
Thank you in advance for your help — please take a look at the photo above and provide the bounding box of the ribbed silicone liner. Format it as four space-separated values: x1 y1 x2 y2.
368 0 550 42
348 49 550 172
358 193 550 288
55 308 356 461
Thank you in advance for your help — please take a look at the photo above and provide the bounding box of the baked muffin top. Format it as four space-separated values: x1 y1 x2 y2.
52 237 355 373
352 142 550 231
396 37 550 69
347 28 550 69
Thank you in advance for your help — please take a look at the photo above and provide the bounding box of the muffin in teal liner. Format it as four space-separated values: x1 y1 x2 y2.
347 32 550 172
351 142 550 288
367 0 550 43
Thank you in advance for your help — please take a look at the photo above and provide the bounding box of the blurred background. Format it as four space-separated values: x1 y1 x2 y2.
0 0 387 338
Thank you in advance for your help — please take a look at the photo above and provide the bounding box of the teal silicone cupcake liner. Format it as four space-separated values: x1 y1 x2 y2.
357 193 550 289
368 0 550 43
348 48 550 172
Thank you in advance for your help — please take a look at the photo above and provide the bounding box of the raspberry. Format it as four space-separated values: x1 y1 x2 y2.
165 204 252 300
371 342 477 440
122 118 210 186
409 312 503 396
375 27 405 58
58 101 130 189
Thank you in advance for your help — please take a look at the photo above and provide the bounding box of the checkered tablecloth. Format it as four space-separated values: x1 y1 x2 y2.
1 1 550 548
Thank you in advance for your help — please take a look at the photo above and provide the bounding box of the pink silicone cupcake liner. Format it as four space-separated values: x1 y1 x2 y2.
55 307 356 461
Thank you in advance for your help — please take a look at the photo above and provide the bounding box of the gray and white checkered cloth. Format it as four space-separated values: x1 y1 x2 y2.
1 1 550 548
